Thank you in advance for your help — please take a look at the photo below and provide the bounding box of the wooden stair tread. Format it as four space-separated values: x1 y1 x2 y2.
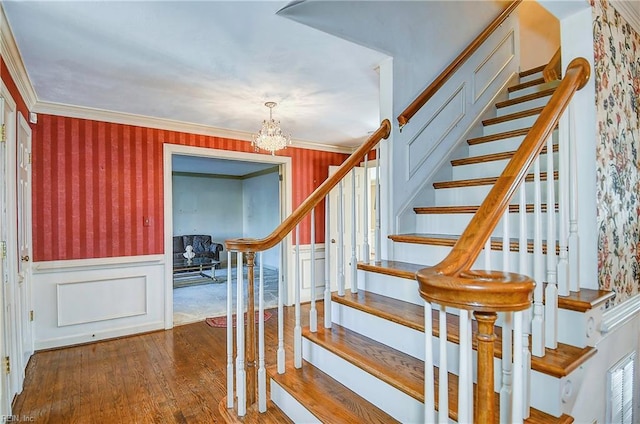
269 361 400 424
358 259 425 280
333 289 596 378
433 170 558 189
552 287 616 312
468 127 531 145
303 325 424 401
451 144 557 166
219 396 293 424
496 87 556 109
414 203 558 214
483 106 544 126
303 323 572 423
508 77 546 92
519 64 547 77
388 233 558 254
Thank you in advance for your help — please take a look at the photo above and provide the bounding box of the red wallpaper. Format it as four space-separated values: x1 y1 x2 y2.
31 114 348 261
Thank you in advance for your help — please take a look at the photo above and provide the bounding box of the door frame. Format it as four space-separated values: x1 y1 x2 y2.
162 144 292 329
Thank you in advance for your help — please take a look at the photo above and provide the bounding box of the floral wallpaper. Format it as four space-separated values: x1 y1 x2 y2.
592 0 640 305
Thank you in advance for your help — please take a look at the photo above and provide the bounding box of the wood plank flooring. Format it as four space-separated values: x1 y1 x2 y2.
12 305 311 423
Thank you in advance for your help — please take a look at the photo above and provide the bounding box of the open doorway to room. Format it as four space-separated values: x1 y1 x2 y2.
163 145 291 327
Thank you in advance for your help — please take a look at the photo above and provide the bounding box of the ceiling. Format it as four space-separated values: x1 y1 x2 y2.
172 155 277 177
2 1 390 149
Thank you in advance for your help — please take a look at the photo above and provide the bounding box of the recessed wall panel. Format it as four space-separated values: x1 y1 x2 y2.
473 30 515 102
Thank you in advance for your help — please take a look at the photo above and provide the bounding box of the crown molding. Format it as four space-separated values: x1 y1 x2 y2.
611 1 640 33
33 100 356 154
0 5 38 110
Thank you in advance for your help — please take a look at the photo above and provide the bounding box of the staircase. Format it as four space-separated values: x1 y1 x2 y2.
267 65 613 422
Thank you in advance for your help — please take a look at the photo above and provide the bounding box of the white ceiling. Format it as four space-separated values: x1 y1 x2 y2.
2 1 390 148
172 155 277 176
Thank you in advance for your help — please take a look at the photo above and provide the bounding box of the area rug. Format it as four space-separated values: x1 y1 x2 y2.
205 310 272 328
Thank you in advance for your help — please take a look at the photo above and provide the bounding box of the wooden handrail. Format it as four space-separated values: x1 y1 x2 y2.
543 48 562 82
225 119 391 253
397 0 522 129
425 57 590 280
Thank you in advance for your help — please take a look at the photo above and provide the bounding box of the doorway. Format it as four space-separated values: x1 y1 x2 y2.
162 144 292 328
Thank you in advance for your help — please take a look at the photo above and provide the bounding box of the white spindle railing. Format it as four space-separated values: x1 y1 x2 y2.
424 301 435 422
375 147 381 263
310 209 317 332
545 134 558 349
557 112 570 296
438 307 448 424
277 241 285 374
458 310 473 423
568 104 580 292
226 251 234 408
350 168 358 294
324 195 332 328
338 180 345 296
294 226 302 369
235 252 246 416
258 253 267 412
531 158 545 357
363 155 370 262
500 209 513 424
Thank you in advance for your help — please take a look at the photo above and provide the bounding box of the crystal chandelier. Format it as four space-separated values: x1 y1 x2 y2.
252 102 291 155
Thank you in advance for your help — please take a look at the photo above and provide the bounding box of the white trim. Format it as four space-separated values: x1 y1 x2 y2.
32 254 164 273
33 100 356 154
0 5 37 110
610 1 640 33
163 144 293 329
601 295 640 334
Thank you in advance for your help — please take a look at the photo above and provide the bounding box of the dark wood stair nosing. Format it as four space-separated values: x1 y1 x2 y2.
387 233 560 254
413 203 558 215
451 144 557 167
482 106 544 127
496 87 556 109
508 77 546 93
519 64 546 77
433 170 558 190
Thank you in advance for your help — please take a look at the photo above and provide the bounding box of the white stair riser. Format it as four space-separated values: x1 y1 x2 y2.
497 94 553 117
468 135 527 156
483 114 540 136
393 241 558 272
331 302 566 416
302 339 424 423
518 71 544 84
452 152 557 180
434 180 558 206
357 269 423 306
270 379 321 423
509 81 559 99
416 211 558 239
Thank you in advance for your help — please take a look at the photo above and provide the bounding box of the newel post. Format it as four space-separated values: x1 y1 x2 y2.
474 311 498 423
245 251 257 406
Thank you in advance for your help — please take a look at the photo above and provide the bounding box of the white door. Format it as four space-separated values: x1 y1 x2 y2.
0 91 19 413
328 166 366 292
16 114 32 375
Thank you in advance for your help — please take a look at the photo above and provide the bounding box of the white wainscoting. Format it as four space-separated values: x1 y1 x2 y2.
287 244 327 305
32 254 165 350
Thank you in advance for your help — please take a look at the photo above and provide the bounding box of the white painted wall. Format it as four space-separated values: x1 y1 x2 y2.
242 170 280 269
172 174 244 243
519 1 560 70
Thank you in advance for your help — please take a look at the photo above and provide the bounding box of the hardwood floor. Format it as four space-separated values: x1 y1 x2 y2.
13 304 313 423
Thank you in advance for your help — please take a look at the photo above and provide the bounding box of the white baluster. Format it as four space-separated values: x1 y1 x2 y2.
458 310 472 423
484 237 492 269
522 308 531 419
518 188 528 278
351 168 358 294
503 208 510 272
258 252 266 412
531 158 545 357
338 181 345 296
277 241 285 374
568 104 580 292
424 301 435 423
557 111 570 296
545 134 558 349
439 307 448 424
226 250 234 408
518 187 532 419
500 311 513 423
324 195 332 329
363 154 370 262
375 145 381 263
512 310 523 424
310 208 317 333
294 226 302 368
236 252 246 416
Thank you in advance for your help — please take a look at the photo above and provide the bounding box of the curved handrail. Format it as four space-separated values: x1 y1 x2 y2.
226 119 391 253
417 57 590 302
397 0 522 129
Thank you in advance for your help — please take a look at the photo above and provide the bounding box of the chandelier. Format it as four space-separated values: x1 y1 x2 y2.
252 102 291 155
